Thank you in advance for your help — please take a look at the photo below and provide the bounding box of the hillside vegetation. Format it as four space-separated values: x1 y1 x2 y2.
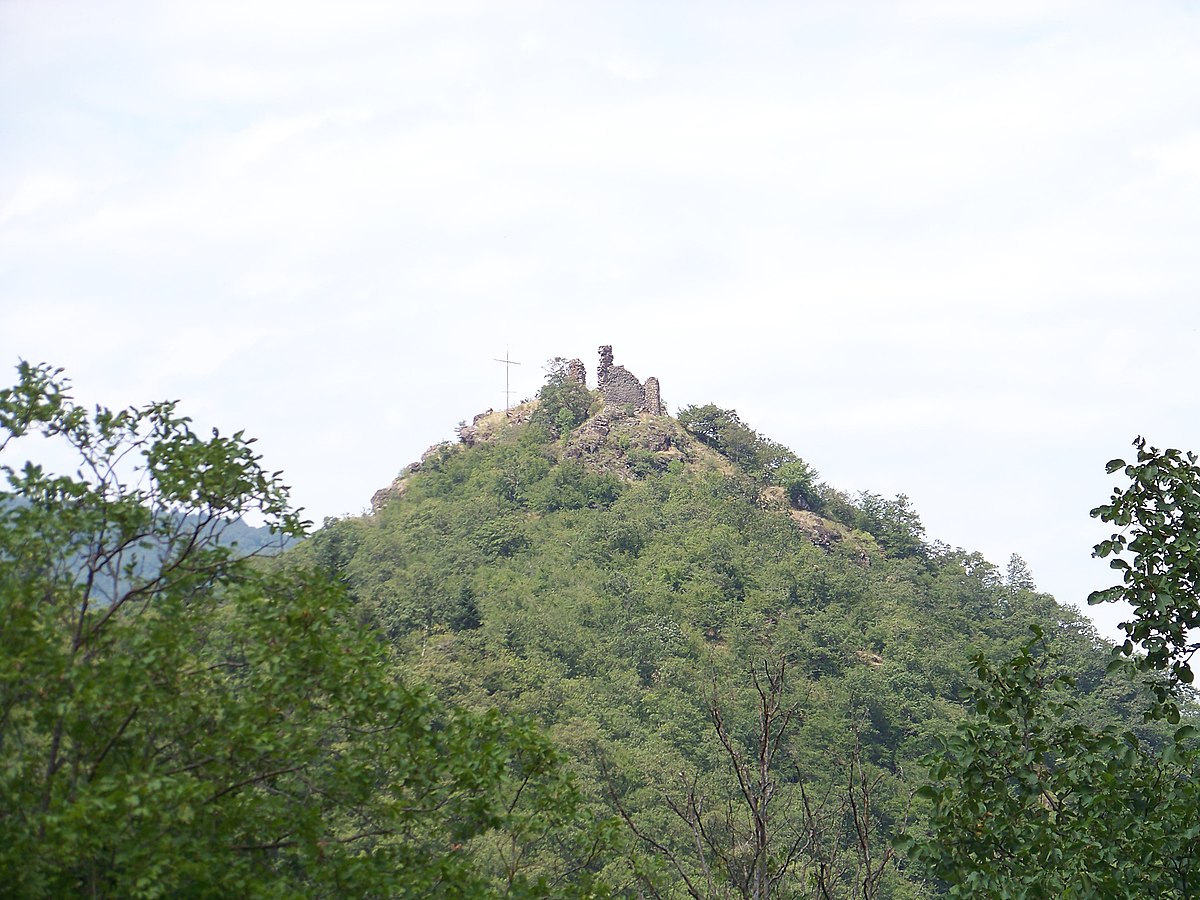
6 360 1194 897
299 364 1162 896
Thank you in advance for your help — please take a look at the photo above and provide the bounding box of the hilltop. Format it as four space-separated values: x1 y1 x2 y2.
299 345 1159 896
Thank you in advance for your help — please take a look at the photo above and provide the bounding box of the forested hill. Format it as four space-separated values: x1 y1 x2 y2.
295 359 1162 896
6 359 1195 896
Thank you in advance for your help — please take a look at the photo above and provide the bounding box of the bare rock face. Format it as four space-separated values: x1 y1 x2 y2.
370 486 391 511
420 442 452 466
371 479 409 513
787 508 844 552
455 402 537 448
563 409 688 480
458 408 495 446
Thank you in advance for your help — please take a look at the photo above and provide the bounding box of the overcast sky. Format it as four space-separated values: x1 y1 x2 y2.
4 0 1200 639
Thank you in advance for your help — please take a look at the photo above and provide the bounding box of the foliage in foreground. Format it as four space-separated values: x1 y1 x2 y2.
904 438 1200 897
0 362 616 897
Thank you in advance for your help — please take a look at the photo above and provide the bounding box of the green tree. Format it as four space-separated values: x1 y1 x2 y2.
0 362 616 897
904 630 1198 898
531 358 594 439
1091 436 1200 710
775 459 822 511
677 404 798 480
852 493 926 560
614 660 903 900
1004 553 1036 592
903 438 1200 897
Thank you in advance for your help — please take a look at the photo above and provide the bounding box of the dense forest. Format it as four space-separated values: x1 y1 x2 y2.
2 359 1197 897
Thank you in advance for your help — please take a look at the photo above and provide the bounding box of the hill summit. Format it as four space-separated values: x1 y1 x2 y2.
374 346 696 512
306 344 1158 896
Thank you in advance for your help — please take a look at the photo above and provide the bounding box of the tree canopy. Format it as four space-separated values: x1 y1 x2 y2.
0 362 616 897
903 437 1200 897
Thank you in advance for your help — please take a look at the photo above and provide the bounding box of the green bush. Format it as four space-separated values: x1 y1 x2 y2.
530 358 594 438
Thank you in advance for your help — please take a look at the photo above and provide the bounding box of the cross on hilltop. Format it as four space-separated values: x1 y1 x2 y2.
493 349 521 416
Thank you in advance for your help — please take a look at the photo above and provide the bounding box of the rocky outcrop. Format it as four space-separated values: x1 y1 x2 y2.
457 409 494 447
457 404 534 448
563 412 688 479
788 508 844 552
373 349 664 512
371 445 448 512
371 479 408 512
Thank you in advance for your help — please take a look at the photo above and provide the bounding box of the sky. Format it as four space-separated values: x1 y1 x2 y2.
3 0 1200 640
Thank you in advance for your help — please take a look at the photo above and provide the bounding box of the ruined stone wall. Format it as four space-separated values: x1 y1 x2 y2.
600 366 645 408
596 345 663 415
567 358 587 387
598 345 614 383
643 377 662 415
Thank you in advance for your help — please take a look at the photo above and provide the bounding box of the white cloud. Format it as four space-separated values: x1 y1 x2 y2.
1134 131 1200 182
3 0 1200 640
0 171 79 223
601 56 659 82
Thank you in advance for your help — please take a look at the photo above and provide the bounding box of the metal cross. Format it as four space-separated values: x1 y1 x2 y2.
494 348 521 415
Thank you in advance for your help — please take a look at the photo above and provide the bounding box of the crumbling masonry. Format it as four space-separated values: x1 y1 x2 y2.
595 345 663 416
567 358 588 388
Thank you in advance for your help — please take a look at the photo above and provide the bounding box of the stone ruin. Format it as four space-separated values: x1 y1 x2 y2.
596 345 663 416
567 358 587 387
644 377 661 415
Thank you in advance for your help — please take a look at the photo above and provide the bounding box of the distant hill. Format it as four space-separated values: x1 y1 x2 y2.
0 494 293 603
